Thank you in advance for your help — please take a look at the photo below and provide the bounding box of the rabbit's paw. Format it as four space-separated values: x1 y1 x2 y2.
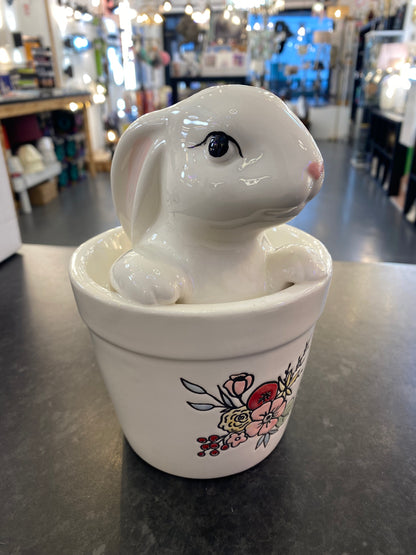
110 250 192 305
268 244 329 290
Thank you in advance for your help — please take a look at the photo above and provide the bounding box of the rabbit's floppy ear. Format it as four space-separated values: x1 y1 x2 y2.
111 109 168 244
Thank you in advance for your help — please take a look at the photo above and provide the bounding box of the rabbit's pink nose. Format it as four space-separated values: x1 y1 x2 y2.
307 161 324 181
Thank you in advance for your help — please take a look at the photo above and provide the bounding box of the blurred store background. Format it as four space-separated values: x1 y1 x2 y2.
1 0 416 262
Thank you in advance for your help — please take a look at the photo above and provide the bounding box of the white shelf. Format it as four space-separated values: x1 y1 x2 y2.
21 161 62 189
12 161 62 214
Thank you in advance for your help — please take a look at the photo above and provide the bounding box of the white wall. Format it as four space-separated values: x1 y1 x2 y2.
0 149 21 262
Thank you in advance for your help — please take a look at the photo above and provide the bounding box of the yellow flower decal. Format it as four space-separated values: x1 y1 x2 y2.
218 407 252 433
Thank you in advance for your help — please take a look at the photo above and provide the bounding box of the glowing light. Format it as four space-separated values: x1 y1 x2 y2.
163 1 172 12
253 22 261 31
104 18 117 34
65 6 74 17
107 130 117 142
13 49 23 64
224 9 230 20
246 24 252 31
154 13 164 24
137 13 149 23
93 93 106 104
112 64 124 86
117 98 126 110
83 73 92 84
117 109 126 119
192 8 210 24
73 36 89 50
69 102 79 112
0 48 10 64
82 13 93 22
74 10 82 20
92 0 100 6
185 4 193 15
267 21 274 29
5 7 16 31
335 9 341 18
96 84 106 94
312 2 324 13
298 25 305 36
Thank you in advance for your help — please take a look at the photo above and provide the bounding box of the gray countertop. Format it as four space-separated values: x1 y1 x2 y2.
1 245 415 554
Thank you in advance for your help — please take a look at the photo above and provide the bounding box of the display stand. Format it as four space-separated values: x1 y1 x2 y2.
368 108 407 196
404 145 416 225
11 161 61 214
0 90 95 169
0 90 96 213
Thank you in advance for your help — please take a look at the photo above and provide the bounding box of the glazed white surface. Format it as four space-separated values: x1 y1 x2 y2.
110 85 326 305
69 224 332 478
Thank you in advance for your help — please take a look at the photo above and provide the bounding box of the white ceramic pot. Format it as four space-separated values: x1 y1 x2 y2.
70 225 332 479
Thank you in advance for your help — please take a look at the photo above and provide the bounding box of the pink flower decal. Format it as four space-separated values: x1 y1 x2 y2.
223 373 254 398
226 433 248 448
246 398 287 437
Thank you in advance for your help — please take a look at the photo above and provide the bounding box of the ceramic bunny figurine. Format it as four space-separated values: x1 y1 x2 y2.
110 85 327 305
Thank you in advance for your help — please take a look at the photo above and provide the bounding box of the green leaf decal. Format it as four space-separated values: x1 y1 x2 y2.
282 398 295 418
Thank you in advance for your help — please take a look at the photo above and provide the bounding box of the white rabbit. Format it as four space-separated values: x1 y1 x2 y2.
110 85 327 305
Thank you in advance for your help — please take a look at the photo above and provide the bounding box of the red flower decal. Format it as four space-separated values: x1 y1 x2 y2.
223 373 254 398
247 382 278 410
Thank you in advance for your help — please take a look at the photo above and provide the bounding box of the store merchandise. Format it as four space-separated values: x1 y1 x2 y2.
36 137 58 164
109 85 326 305
28 178 58 205
70 85 332 479
17 144 45 174
379 69 411 114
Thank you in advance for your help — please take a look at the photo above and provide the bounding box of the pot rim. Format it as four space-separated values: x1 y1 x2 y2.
69 226 332 359
70 225 332 317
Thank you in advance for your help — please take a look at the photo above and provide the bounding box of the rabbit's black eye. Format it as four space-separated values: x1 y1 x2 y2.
209 133 229 157
189 131 243 158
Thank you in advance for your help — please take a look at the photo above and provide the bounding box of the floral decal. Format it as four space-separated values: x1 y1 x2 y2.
181 341 310 457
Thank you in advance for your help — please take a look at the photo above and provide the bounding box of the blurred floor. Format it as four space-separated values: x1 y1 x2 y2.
18 140 416 264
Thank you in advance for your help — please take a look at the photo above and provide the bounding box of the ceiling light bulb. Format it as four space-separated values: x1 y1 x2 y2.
185 4 193 15
154 13 164 24
163 1 172 11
